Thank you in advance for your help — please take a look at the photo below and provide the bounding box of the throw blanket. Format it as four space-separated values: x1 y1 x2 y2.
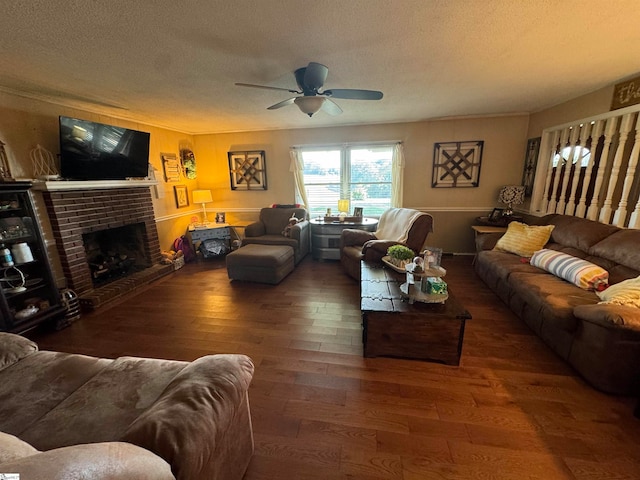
374 208 424 243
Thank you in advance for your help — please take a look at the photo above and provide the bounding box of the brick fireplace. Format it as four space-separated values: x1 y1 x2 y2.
41 182 171 308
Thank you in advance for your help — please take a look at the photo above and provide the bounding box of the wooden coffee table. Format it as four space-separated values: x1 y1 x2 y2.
361 261 471 365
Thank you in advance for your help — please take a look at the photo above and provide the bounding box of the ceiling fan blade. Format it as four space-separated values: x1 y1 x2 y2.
323 89 383 100
321 98 343 116
267 97 296 110
235 83 300 94
303 62 329 91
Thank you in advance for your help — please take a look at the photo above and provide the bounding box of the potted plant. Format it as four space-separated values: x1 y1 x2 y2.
386 244 415 269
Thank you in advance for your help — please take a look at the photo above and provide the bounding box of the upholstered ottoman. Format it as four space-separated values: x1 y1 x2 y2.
226 244 294 284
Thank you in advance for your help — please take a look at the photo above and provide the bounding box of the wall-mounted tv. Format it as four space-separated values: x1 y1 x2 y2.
59 116 150 180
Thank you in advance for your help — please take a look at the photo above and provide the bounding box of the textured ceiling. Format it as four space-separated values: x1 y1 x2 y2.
1 0 640 134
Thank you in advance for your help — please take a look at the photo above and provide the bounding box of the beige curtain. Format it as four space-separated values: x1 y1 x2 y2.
391 143 404 207
289 148 309 209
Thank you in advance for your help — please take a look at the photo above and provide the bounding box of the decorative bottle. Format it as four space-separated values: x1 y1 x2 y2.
0 244 14 267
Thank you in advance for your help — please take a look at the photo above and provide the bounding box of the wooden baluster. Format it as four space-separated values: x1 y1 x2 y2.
575 120 603 218
587 116 618 221
565 123 592 216
538 130 560 214
599 113 634 224
613 113 640 227
629 191 640 228
547 128 569 214
555 126 581 214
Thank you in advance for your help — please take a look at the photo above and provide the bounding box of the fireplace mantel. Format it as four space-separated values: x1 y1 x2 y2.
32 179 158 191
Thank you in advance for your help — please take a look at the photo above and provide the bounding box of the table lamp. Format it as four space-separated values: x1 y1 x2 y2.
337 199 350 215
192 189 213 223
498 185 525 216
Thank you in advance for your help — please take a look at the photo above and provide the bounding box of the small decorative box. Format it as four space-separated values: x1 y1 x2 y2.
427 277 448 295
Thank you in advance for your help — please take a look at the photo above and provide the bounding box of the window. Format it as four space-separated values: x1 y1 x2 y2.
301 145 393 217
552 146 591 167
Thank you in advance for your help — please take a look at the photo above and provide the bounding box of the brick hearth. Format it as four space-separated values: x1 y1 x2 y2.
42 185 170 308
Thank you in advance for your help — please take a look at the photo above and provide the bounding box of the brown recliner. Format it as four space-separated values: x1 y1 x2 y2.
340 208 434 280
241 207 310 264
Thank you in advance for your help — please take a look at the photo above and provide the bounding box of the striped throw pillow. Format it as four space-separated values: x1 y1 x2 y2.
493 222 555 258
530 248 609 290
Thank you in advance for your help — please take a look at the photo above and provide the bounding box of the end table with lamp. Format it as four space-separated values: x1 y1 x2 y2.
188 189 231 258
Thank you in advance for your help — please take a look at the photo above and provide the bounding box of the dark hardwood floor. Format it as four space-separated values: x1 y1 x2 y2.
30 255 640 479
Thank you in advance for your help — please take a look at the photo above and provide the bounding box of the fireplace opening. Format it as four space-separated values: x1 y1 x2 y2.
83 223 151 288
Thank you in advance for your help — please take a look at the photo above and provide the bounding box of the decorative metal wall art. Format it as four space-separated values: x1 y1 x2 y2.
432 140 483 188
228 151 267 190
521 137 541 197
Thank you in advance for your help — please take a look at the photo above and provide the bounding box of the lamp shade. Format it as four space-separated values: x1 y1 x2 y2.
338 199 350 213
294 96 325 116
498 185 525 215
192 189 213 205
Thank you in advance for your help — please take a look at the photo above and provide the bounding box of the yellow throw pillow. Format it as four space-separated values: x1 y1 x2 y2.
493 222 555 257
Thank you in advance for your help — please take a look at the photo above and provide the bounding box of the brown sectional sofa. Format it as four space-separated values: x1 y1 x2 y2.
0 333 254 479
474 214 640 395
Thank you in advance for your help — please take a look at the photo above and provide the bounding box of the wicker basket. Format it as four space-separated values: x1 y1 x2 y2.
173 256 186 270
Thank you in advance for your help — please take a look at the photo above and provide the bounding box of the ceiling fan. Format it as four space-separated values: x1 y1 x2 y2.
235 62 383 117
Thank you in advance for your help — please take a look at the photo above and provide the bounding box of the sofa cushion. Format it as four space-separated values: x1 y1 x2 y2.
589 229 640 273
241 234 298 250
596 275 640 308
0 431 38 463
0 333 37 372
543 214 620 252
530 249 609 290
19 356 188 450
258 208 307 236
508 271 598 332
0 351 111 438
493 222 554 257
0 442 175 480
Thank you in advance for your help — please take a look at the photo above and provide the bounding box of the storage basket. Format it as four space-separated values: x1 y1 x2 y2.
173 256 186 270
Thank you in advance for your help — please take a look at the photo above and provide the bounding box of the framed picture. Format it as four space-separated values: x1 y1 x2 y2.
161 153 180 182
489 208 504 222
228 150 267 190
432 140 484 188
521 137 541 197
215 212 226 224
353 207 363 217
174 185 189 208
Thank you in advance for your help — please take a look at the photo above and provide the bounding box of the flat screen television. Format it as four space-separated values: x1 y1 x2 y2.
59 116 150 180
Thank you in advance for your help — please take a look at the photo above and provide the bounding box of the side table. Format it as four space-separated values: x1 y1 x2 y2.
471 225 507 264
310 217 378 260
475 215 523 227
187 224 231 258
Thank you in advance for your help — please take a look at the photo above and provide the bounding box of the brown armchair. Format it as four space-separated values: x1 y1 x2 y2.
241 207 310 264
340 208 434 280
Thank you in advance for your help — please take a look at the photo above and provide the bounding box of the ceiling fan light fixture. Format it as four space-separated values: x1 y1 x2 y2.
294 96 325 116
